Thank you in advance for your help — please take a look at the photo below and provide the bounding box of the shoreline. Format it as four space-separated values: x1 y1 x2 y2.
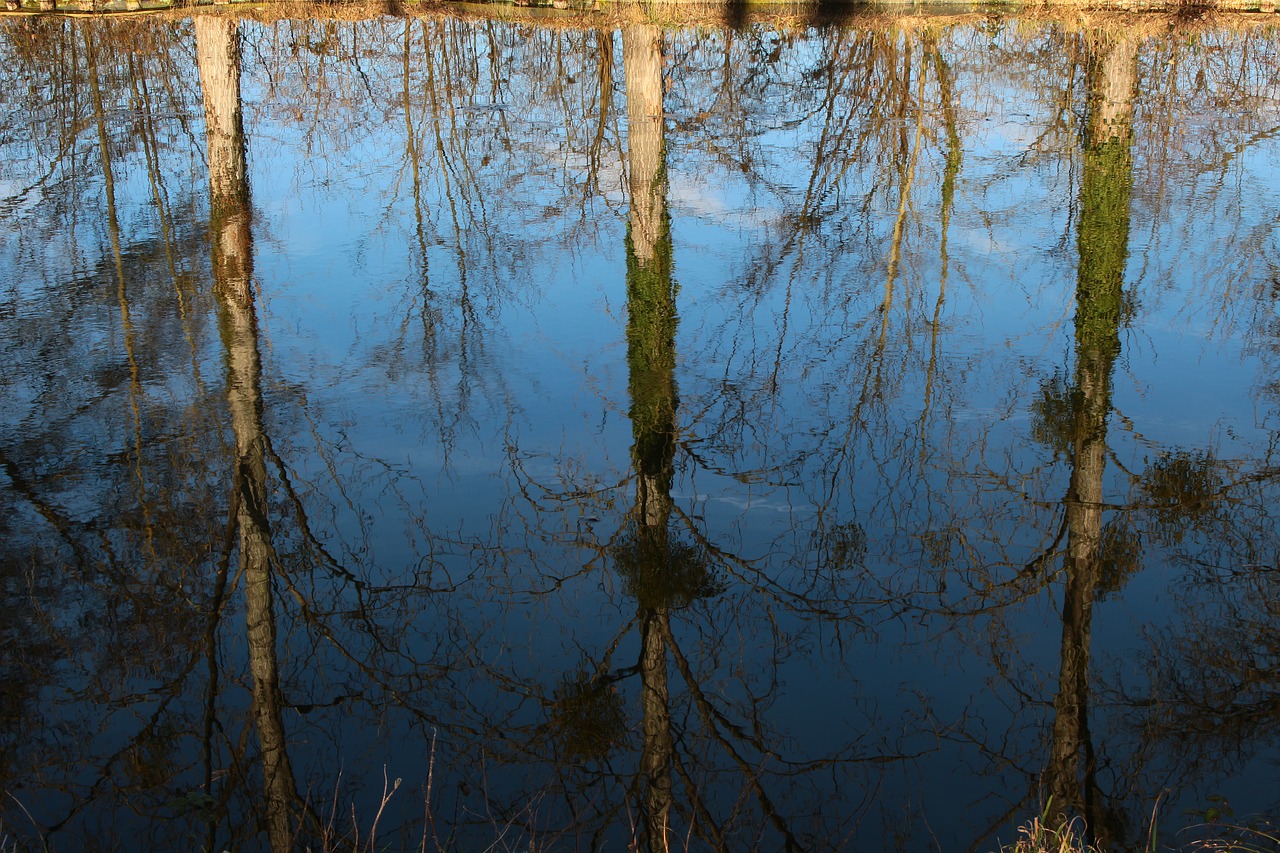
3 0 1279 23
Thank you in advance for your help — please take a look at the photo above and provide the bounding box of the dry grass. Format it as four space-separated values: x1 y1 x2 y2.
996 813 1280 853
1174 820 1280 853
999 816 1104 853
5 0 1280 27
170 1 1280 40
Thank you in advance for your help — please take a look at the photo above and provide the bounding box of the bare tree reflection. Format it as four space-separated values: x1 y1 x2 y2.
5 12 1280 853
620 24 680 850
198 15 299 849
1042 30 1137 848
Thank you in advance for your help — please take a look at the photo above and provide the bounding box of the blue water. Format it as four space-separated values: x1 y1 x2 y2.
1 12 1279 851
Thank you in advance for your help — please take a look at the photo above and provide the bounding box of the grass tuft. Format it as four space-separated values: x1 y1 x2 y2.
999 815 1102 853
1176 818 1280 853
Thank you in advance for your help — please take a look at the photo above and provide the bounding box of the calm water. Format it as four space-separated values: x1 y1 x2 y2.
2 10 1280 851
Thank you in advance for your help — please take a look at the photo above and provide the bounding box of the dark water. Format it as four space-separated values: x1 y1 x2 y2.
2 10 1280 851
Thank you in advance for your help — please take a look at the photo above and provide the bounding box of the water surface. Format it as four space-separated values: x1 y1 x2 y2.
2 10 1280 851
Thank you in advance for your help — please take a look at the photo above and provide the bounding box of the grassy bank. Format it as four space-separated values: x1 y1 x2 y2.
2 0 1280 22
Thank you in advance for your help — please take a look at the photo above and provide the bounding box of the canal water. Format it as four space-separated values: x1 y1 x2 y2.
2 10 1279 850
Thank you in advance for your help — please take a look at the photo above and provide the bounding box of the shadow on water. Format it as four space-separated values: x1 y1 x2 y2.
717 0 871 29
805 0 870 28
723 0 750 31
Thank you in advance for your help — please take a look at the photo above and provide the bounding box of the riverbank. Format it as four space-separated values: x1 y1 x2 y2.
2 0 1279 46
2 0 1279 21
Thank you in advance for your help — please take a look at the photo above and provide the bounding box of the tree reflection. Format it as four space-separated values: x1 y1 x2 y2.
4 11 1280 852
619 24 695 849
1042 30 1137 847
484 23 885 849
198 15 300 850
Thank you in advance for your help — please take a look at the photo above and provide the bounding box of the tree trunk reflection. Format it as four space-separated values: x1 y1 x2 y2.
622 24 676 853
197 16 299 851
1044 32 1137 847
